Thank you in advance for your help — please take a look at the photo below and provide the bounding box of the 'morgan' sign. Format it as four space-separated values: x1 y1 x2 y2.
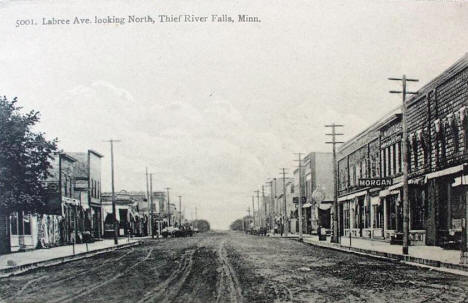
358 178 393 187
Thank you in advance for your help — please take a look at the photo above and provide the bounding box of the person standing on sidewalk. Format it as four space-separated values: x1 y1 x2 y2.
280 218 284 236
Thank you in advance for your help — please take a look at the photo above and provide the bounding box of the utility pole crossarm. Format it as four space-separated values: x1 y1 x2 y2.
388 77 419 82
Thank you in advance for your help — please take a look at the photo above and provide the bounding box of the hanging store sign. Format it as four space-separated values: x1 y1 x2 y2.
293 197 307 204
358 178 393 188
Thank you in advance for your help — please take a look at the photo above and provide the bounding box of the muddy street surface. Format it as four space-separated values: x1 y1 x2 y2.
1 231 468 302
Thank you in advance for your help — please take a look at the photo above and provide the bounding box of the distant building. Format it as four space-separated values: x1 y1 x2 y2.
101 190 139 237
293 152 333 234
68 150 103 238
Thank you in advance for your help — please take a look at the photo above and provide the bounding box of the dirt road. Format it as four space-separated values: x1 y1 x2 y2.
1 231 467 302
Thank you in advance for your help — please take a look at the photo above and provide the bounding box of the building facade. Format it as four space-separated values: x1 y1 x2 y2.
293 152 334 235
69 150 103 239
337 54 468 254
9 152 80 251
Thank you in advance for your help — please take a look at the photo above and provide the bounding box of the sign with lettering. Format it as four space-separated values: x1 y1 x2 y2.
358 178 393 187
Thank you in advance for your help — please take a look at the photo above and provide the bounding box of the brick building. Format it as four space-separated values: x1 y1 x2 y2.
337 54 468 255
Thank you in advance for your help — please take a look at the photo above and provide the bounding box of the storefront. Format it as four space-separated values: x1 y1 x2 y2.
91 205 102 239
339 190 367 239
317 202 332 230
425 164 468 248
302 203 312 234
9 212 37 252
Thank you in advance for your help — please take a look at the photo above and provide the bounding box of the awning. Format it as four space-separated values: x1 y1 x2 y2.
425 164 466 181
302 203 312 208
379 189 390 198
370 196 380 206
452 175 468 187
318 202 332 210
380 189 400 197
337 190 366 202
388 182 402 191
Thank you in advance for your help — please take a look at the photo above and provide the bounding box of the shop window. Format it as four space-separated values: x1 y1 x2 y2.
343 202 350 229
23 214 31 235
372 204 384 229
387 196 397 230
10 212 18 235
354 203 359 229
410 188 425 230
451 186 466 231
365 204 371 228
12 212 31 235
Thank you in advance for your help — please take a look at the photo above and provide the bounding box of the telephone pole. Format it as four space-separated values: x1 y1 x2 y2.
262 185 267 228
265 181 273 231
273 178 277 216
326 123 344 244
247 206 251 230
104 139 120 245
280 168 288 236
145 168 150 236
178 195 182 226
166 187 171 226
389 75 419 255
251 195 255 226
294 153 304 241
149 173 154 238
255 190 260 227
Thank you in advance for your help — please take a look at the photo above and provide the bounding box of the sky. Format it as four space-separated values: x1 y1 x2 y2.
1 0 468 229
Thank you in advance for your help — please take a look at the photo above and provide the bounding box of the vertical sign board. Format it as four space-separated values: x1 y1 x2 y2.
43 181 62 215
